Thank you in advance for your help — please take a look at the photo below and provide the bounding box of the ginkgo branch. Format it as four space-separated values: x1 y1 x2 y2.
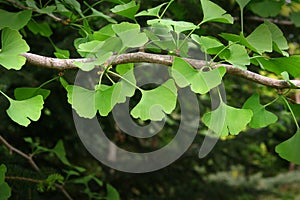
21 52 300 89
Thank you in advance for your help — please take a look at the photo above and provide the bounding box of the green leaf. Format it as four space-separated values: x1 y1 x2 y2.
249 0 283 17
62 0 83 16
112 22 148 48
221 43 250 69
14 87 50 100
246 23 272 54
191 35 225 54
171 57 226 94
135 3 168 17
74 52 113 71
66 85 97 118
110 1 140 20
54 46 70 59
147 19 198 33
200 0 234 24
203 102 253 136
6 95 44 127
67 70 136 118
131 79 177 121
27 20 53 37
93 24 115 41
0 28 30 70
264 21 288 55
255 56 300 77
243 94 278 128
90 8 117 24
0 9 32 30
290 12 300 27
236 0 251 10
116 63 134 75
0 164 11 200
276 129 300 164
107 184 120 200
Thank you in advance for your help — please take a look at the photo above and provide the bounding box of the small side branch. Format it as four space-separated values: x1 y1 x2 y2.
0 134 40 171
21 52 300 89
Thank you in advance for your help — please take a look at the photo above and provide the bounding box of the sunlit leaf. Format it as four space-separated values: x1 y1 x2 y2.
112 22 148 48
0 9 31 30
246 23 272 54
200 0 233 24
276 129 300 164
264 21 288 55
131 79 177 121
203 102 253 136
74 52 113 71
191 34 225 54
6 95 44 127
243 94 278 128
147 19 198 33
220 43 250 69
0 28 30 70
171 57 226 94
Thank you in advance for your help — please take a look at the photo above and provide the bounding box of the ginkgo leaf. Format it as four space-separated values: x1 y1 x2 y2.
147 19 198 33
243 94 278 128
0 9 32 30
135 3 168 17
112 22 148 48
6 95 44 127
236 0 251 10
74 52 113 71
202 102 253 136
220 43 250 69
0 164 11 200
171 57 226 94
131 79 177 121
110 1 139 20
0 28 30 70
246 23 272 54
66 85 97 118
191 34 225 54
276 129 300 165
200 0 233 24
66 70 136 118
14 87 50 100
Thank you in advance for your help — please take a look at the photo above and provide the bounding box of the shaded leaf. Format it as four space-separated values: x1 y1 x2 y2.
276 129 300 164
14 87 50 100
246 23 272 54
0 164 11 200
0 28 30 70
147 19 198 33
27 20 53 37
221 43 250 69
90 8 117 23
191 34 225 54
243 94 278 128
249 0 283 17
290 12 300 27
131 79 177 121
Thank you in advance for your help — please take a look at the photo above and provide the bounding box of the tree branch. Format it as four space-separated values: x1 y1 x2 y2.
0 134 40 172
21 52 300 89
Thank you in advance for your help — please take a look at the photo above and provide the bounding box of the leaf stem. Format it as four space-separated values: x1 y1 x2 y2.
263 96 280 107
241 8 244 34
159 0 174 19
281 96 300 129
0 90 10 100
39 76 60 88
108 70 143 92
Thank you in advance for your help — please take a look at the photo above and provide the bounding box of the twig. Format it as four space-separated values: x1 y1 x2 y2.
5 176 74 200
21 52 300 89
6 0 66 23
0 135 40 171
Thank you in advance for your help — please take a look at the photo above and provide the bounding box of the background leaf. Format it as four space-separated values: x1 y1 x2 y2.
0 28 30 70
236 0 251 10
0 164 11 200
